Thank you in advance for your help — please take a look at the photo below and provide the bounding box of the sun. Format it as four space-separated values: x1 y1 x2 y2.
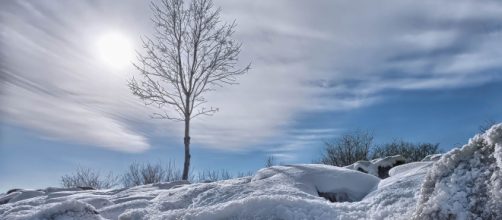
96 31 133 69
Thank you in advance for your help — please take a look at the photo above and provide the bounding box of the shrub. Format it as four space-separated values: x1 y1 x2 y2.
265 155 276 167
236 171 255 178
319 130 442 166
320 130 373 166
122 161 182 187
479 119 497 133
371 140 440 162
196 169 233 182
61 167 119 189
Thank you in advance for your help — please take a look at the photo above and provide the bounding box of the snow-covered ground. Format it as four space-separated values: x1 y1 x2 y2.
1 124 501 220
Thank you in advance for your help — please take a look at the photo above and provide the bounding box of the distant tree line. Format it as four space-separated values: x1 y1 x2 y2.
61 161 254 189
320 130 441 167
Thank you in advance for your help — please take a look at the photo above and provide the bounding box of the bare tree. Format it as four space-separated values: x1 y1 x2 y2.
129 0 249 180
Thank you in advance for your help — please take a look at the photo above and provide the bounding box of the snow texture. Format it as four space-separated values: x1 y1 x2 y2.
413 123 502 219
0 163 427 220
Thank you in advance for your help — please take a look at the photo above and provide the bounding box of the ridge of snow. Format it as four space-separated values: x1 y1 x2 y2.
413 123 502 219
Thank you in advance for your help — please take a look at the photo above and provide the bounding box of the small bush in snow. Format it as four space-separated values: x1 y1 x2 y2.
371 140 441 162
196 169 233 182
320 130 442 166
236 171 254 178
61 167 119 189
264 155 276 167
478 119 497 133
122 161 183 187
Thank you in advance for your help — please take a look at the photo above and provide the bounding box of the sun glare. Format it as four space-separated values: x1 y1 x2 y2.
96 31 133 69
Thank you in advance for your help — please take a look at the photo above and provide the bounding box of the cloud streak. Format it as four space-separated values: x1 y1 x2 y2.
1 0 502 155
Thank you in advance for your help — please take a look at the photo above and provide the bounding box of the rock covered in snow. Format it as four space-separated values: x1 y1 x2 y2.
420 153 442 162
413 123 502 219
345 155 406 178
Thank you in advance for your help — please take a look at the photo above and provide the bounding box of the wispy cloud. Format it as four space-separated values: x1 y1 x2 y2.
2 0 502 155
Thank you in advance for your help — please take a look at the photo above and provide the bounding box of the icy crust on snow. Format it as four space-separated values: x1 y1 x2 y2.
0 163 434 220
345 155 406 178
413 123 502 220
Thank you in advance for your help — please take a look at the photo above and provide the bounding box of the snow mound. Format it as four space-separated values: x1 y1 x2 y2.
413 123 502 219
345 155 406 178
252 164 380 202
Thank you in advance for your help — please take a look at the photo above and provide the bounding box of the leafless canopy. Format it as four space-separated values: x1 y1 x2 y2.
320 130 373 167
129 0 249 121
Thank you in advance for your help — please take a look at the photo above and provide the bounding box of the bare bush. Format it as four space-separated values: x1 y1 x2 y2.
196 169 233 182
371 140 440 162
122 161 182 187
320 130 373 166
479 119 498 133
236 171 254 178
61 167 119 189
265 155 276 167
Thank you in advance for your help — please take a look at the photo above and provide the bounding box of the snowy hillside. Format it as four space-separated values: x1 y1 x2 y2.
1 124 501 220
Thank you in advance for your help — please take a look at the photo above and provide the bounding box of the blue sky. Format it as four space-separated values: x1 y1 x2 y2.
1 0 502 191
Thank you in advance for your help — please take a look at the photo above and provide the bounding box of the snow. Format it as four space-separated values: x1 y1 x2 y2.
421 153 442 162
387 161 430 178
0 164 421 220
1 123 502 219
413 123 502 219
252 164 380 202
345 155 406 178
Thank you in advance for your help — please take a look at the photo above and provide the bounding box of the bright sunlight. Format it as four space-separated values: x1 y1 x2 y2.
96 31 133 69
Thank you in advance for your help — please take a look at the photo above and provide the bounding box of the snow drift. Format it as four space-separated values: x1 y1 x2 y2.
413 123 502 219
0 163 425 220
1 123 502 219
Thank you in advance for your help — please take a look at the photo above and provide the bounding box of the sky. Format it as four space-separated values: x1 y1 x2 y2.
1 0 502 191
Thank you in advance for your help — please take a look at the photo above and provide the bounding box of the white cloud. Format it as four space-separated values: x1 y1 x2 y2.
1 82 149 153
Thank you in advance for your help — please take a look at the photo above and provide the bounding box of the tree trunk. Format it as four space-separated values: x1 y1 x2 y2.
182 116 191 180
